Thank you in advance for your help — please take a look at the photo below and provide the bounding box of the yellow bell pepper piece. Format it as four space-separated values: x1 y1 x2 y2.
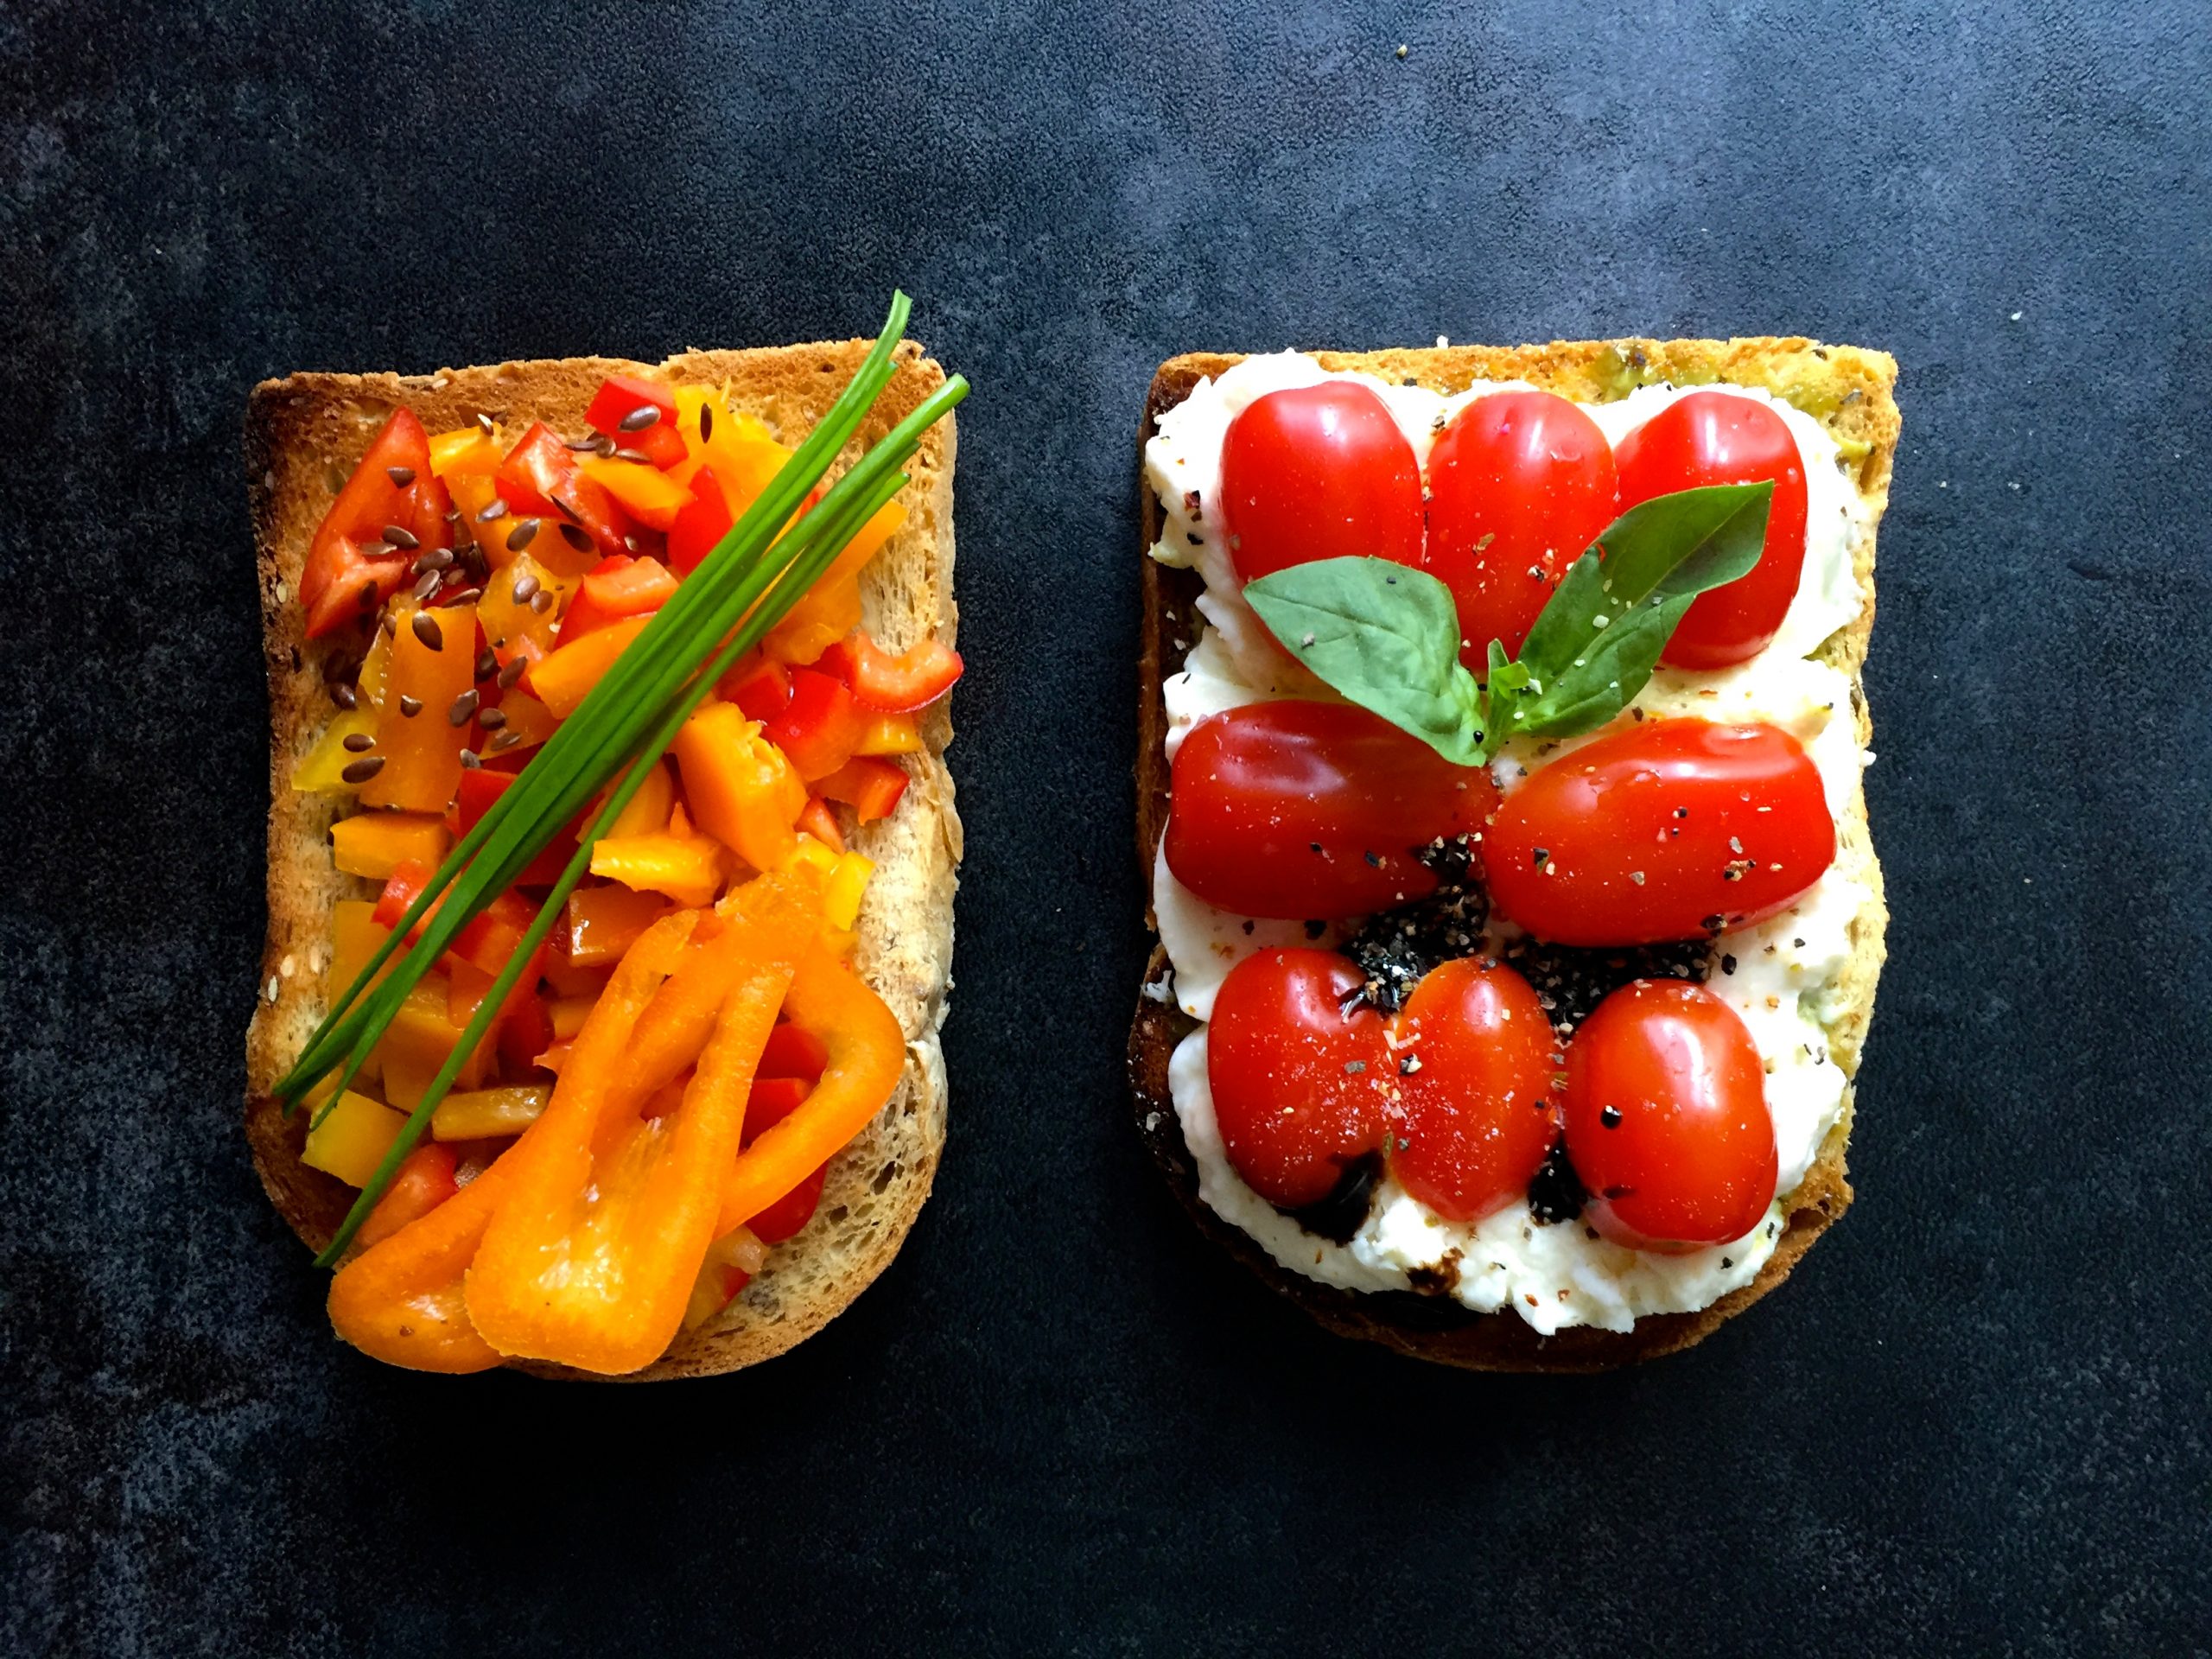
374 975 490 1095
290 709 381 794
356 620 396 711
528 614 652 720
303 1090 408 1187
823 851 874 931
605 759 677 840
330 811 450 880
478 550 575 665
780 834 841 882
590 833 724 908
431 1084 550 1141
671 702 805 874
578 454 695 531
853 711 924 756
429 428 503 479
359 602 478 813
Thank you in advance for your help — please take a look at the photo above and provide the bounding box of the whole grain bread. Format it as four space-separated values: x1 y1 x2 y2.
244 339 958 1381
1130 339 1897 1371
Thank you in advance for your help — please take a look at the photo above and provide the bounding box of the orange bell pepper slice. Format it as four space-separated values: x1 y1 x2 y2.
325 912 700 1374
463 912 799 1374
359 601 478 813
715 944 904 1236
526 613 652 719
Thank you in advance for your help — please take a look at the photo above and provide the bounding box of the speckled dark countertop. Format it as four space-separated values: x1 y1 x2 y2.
3 4 2208 1654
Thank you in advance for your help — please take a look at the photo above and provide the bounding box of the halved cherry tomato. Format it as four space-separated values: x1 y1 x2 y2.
1219 382 1424 584
665 465 735 577
814 756 907 823
1483 719 1834 947
813 631 963 713
1206 950 1391 1209
1563 979 1777 1251
1387 959 1557 1222
584 374 685 469
559 554 677 641
1426 391 1618 661
298 410 434 638
759 1022 830 1083
1165 701 1499 920
1614 391 1808 669
741 1073 827 1243
764 668 865 782
498 422 638 562
356 1142 461 1250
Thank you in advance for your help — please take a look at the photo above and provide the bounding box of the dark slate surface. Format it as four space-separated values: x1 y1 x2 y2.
3 3 2208 1654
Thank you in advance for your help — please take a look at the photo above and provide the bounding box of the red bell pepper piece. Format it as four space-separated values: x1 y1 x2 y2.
497 422 639 560
740 1075 825 1244
560 555 677 641
764 668 866 782
372 861 543 976
719 652 791 723
585 375 686 469
796 797 845 852
759 1022 829 1083
665 465 735 576
454 769 578 886
814 756 910 823
814 629 963 713
298 410 436 638
357 1143 461 1251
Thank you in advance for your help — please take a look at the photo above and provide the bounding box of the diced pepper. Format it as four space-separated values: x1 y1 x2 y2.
815 756 910 823
548 994 599 1040
745 1076 810 1126
374 975 491 1095
853 711 923 756
779 834 840 884
681 1226 765 1330
498 422 637 563
797 797 844 853
357 1144 461 1250
584 375 686 469
430 1084 551 1142
356 620 396 711
666 391 789 499
300 535 412 640
290 709 381 794
330 811 450 880
605 759 677 839
526 613 652 719
579 454 693 529
760 1022 830 1082
497 989 555 1080
742 1059 829 1247
298 410 433 639
447 944 548 1034
822 850 874 931
563 882 672 967
815 627 963 713
541 954 612 1001
719 652 792 723
302 1089 408 1187
428 428 503 480
590 833 723 907
358 601 478 812
560 555 677 641
764 668 866 781
762 501 907 665
671 702 806 872
453 770 575 886
476 547 575 663
664 464 735 577
489 691 559 756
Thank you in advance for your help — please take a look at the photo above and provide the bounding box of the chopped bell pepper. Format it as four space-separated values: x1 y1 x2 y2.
498 422 637 563
762 500 907 665
816 628 964 713
299 410 434 639
497 988 555 1080
302 1089 408 1187
764 668 866 781
584 375 686 470
526 613 652 719
664 464 735 576
330 810 450 881
796 797 844 853
548 993 599 1040
579 454 694 529
463 912 791 1374
488 690 559 756
822 850 874 931
742 1069 828 1245
358 601 477 812
560 554 677 640
290 709 382 794
428 427 504 480
375 975 492 1096
681 1225 765 1331
430 1084 550 1142
853 711 923 756
562 882 672 967
452 769 576 886
716 944 905 1236
671 702 807 872
666 391 789 499
815 755 910 823
719 651 791 723
760 1021 830 1083
604 758 677 839
357 1143 461 1250
590 832 724 907
476 547 575 662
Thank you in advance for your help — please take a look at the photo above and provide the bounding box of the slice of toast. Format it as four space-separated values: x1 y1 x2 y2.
244 339 959 1381
1131 339 1897 1370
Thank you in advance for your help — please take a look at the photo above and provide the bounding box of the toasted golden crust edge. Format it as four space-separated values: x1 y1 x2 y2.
244 338 958 1382
1130 337 1896 1371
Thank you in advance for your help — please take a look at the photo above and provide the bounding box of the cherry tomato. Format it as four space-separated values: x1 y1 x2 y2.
1562 979 1776 1251
1206 950 1390 1208
1387 959 1558 1222
1219 382 1424 584
1614 391 1808 669
1483 719 1834 946
1425 391 1618 661
1165 701 1499 920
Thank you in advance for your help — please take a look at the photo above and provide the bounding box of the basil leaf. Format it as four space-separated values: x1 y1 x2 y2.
1506 480 1772 741
1245 557 1489 766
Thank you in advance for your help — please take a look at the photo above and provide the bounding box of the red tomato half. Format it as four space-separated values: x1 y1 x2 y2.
1386 959 1559 1222
1206 950 1390 1209
1165 701 1499 920
1219 382 1424 584
1614 391 1808 669
1483 720 1834 946
1562 979 1776 1251
1426 391 1618 661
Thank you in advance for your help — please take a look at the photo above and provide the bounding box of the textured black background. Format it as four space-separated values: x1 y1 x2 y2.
4 3 2209 1655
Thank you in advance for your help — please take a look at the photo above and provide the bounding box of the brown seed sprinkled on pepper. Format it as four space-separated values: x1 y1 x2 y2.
507 518 540 552
613 446 653 465
488 728 524 752
329 681 359 710
497 657 527 689
558 522 594 554
398 694 423 717
412 569 442 604
383 524 421 550
340 755 386 784
618 404 662 432
476 706 507 731
438 586 482 607
412 546 454 575
459 749 481 770
385 465 416 486
510 573 539 604
530 590 554 613
698 404 714 442
410 612 443 651
475 497 507 523
448 689 480 727
341 732 374 753
474 647 498 681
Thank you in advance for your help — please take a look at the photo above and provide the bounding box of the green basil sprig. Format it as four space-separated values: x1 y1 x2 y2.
1243 481 1773 766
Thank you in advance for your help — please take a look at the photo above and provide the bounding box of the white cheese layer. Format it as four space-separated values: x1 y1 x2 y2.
1148 352 1876 1334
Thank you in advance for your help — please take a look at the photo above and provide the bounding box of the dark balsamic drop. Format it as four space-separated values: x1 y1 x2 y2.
1288 1152 1383 1244
1526 1137 1586 1225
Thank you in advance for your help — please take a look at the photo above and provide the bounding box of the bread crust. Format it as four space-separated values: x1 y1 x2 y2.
244 339 958 1381
1129 339 1897 1370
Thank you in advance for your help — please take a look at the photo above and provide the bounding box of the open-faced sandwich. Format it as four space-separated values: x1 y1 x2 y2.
245 296 963 1378
1132 339 1897 1370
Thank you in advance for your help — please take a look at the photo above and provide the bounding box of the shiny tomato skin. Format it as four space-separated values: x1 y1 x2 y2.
1614 391 1809 669
1426 391 1618 661
1387 959 1559 1222
1219 382 1425 584
1206 950 1391 1209
1165 701 1501 920
1483 719 1834 946
1562 980 1776 1251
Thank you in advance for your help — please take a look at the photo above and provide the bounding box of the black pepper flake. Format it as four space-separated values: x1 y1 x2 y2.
1531 847 1549 868
1721 953 1738 975
1363 850 1382 868
1720 1256 1734 1269
1600 1104 1623 1128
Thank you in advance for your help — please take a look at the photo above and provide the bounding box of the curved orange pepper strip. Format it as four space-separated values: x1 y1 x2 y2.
325 912 699 1373
463 917 796 1375
715 944 905 1236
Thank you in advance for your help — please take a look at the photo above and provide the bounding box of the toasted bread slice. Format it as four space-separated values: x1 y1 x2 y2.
245 339 958 1381
1131 339 1897 1370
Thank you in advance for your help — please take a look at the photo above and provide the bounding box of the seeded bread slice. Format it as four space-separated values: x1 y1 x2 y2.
1130 338 1897 1371
244 338 958 1382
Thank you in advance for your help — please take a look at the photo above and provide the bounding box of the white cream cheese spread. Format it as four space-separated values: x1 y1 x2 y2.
1145 353 1877 1334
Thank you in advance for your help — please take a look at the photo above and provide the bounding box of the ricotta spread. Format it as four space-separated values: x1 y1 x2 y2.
1145 353 1877 1334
